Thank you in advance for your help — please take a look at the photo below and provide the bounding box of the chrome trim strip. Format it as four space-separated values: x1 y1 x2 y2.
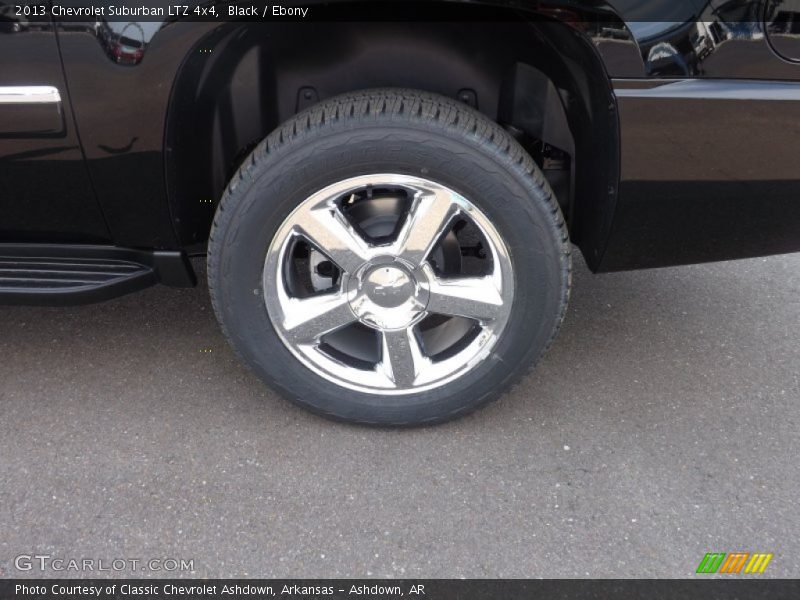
613 79 800 101
0 86 62 105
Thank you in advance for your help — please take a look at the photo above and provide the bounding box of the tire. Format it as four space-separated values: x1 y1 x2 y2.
208 88 570 426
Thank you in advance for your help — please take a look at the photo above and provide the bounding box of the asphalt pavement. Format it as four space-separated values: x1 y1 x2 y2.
1 252 798 578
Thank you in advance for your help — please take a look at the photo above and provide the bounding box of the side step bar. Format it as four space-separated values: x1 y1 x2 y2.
0 244 196 306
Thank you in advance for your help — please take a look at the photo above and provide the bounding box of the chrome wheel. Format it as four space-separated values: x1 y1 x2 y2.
263 174 514 395
212 89 570 424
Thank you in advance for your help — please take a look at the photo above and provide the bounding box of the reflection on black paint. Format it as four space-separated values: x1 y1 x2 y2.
766 0 800 61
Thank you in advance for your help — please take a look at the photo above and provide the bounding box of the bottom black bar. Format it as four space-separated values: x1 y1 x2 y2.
1 579 799 600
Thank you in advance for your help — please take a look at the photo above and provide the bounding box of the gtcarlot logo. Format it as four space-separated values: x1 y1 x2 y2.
14 554 194 573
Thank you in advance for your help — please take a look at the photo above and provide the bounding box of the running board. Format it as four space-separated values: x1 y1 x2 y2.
0 244 196 306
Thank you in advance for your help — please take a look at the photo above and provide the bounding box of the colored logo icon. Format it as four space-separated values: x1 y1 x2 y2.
696 552 773 574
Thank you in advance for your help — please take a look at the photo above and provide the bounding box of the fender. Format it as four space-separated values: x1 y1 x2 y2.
54 0 800 270
57 0 625 265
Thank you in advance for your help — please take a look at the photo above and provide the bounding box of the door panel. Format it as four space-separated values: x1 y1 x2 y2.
0 1 109 243
56 15 186 248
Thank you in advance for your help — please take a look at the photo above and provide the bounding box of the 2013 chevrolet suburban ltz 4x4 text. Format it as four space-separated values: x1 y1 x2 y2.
3 0 800 425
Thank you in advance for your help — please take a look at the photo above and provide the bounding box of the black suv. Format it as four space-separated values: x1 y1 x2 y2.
3 0 800 425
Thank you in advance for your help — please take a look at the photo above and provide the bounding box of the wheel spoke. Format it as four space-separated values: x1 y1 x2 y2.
379 328 427 388
392 188 459 266
426 274 504 323
294 204 370 274
281 293 356 345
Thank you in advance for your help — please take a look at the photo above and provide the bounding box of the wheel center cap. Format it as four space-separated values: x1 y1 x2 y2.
348 258 429 330
363 265 414 308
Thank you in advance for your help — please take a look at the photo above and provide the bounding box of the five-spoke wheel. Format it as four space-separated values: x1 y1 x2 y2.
264 174 513 394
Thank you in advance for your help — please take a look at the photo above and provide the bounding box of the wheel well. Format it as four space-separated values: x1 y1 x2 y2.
166 14 618 267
